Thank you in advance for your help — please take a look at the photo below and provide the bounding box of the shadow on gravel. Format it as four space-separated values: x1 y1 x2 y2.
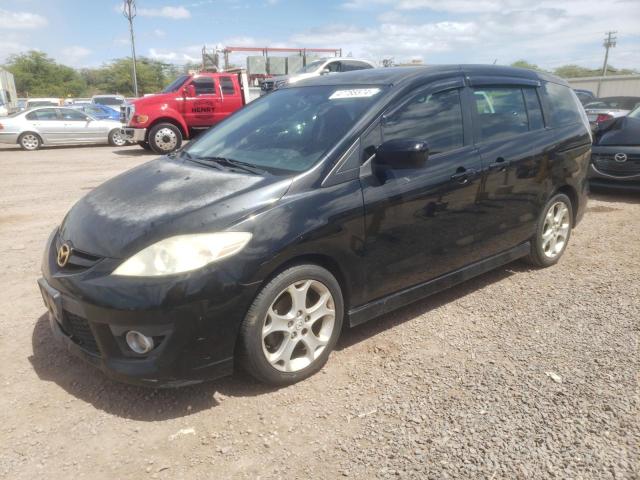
113 148 157 157
589 189 640 205
28 261 531 421
29 314 277 421
337 262 528 351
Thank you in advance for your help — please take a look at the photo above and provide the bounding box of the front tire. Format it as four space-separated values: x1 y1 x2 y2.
526 193 573 267
18 132 41 151
148 123 182 154
108 129 127 147
239 264 344 386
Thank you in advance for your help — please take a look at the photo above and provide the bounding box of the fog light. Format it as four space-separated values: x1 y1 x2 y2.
125 330 154 354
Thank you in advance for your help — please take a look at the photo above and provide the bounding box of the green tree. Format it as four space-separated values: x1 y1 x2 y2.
510 60 546 72
4 50 87 97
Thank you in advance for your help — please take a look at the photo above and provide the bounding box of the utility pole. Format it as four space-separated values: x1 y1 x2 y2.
601 31 617 76
123 0 139 97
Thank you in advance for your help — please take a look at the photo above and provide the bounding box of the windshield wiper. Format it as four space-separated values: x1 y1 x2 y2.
193 156 269 175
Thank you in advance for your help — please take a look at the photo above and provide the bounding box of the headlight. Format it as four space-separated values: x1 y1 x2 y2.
112 232 251 277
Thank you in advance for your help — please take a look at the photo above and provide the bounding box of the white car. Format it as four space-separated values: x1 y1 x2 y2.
261 58 375 92
0 107 127 150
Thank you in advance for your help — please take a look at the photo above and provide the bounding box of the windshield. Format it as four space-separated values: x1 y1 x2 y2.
94 97 123 106
163 75 190 93
186 85 386 173
629 106 640 119
295 61 325 74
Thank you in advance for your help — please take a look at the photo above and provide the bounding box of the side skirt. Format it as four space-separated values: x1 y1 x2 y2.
347 242 530 327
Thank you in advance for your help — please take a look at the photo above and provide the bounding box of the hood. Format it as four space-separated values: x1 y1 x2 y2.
130 93 170 109
594 116 640 147
59 157 292 259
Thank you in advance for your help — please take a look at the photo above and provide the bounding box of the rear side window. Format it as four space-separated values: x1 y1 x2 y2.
472 88 529 142
523 88 545 130
26 108 58 120
543 82 583 126
193 77 216 95
220 77 236 95
59 109 89 121
383 88 464 155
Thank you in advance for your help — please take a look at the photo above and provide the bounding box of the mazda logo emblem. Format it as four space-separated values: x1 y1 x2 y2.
614 153 628 163
57 243 72 268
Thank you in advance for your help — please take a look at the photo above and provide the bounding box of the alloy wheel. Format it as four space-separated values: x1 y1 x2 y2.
262 279 336 372
21 134 39 150
111 130 127 146
541 201 570 259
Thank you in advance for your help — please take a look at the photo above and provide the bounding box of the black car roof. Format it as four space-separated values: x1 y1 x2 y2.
294 64 568 88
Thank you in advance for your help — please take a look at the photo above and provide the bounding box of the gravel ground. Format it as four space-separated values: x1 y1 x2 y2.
0 144 638 479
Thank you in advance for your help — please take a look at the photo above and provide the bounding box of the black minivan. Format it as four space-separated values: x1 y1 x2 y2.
38 65 591 387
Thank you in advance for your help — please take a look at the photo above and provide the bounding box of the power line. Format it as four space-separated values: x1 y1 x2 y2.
123 0 139 97
601 31 617 77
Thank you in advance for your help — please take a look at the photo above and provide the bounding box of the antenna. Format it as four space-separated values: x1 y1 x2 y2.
123 0 139 97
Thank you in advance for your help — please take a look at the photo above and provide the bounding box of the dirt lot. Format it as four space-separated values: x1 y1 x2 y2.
0 144 638 480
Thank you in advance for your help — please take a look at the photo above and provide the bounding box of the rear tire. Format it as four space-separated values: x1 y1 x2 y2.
525 193 573 267
138 141 152 151
148 123 182 154
18 132 41 151
239 264 344 386
108 129 127 147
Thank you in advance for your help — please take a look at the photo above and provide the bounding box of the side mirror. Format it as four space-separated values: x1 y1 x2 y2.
374 139 429 169
320 68 331 75
183 85 195 97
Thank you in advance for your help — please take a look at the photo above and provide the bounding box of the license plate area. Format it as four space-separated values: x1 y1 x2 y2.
38 278 63 323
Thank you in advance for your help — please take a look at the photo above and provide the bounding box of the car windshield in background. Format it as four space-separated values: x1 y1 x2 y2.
295 61 325 74
162 75 190 93
186 85 386 173
94 97 122 106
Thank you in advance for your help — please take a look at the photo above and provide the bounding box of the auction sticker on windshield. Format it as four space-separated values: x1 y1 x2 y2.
329 88 381 99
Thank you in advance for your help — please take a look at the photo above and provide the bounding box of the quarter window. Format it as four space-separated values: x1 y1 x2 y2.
383 88 464 155
26 108 58 120
543 82 583 126
473 88 529 142
193 77 216 95
220 77 236 95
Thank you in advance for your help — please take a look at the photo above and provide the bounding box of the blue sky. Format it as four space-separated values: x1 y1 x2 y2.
1 0 639 71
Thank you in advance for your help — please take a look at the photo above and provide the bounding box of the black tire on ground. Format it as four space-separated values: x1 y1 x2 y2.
239 264 344 386
108 129 127 147
525 193 573 268
138 141 152 151
18 132 42 151
148 123 182 154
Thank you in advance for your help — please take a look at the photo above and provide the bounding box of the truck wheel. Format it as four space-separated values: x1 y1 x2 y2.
138 141 152 151
108 129 127 147
148 123 182 154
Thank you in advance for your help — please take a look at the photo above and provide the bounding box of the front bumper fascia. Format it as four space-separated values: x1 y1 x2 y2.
122 127 147 143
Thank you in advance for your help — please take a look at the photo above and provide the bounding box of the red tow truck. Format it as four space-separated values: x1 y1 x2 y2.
121 70 254 153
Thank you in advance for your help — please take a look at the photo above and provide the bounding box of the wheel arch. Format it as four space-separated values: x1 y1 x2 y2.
147 116 188 139
555 184 579 224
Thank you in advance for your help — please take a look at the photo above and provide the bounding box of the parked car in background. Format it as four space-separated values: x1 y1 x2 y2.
121 70 254 154
573 89 595 105
26 98 61 109
17 98 27 112
584 96 640 126
0 107 127 150
261 58 375 93
0 68 18 116
92 94 126 107
72 104 120 121
39 65 591 387
590 106 640 190
72 98 92 106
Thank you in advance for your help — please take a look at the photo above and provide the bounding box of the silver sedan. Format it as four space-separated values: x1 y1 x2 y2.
0 107 127 150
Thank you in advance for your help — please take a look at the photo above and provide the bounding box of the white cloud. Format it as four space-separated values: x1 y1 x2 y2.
153 29 166 37
0 40 33 61
137 6 191 19
149 46 200 63
59 46 92 67
0 9 48 29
